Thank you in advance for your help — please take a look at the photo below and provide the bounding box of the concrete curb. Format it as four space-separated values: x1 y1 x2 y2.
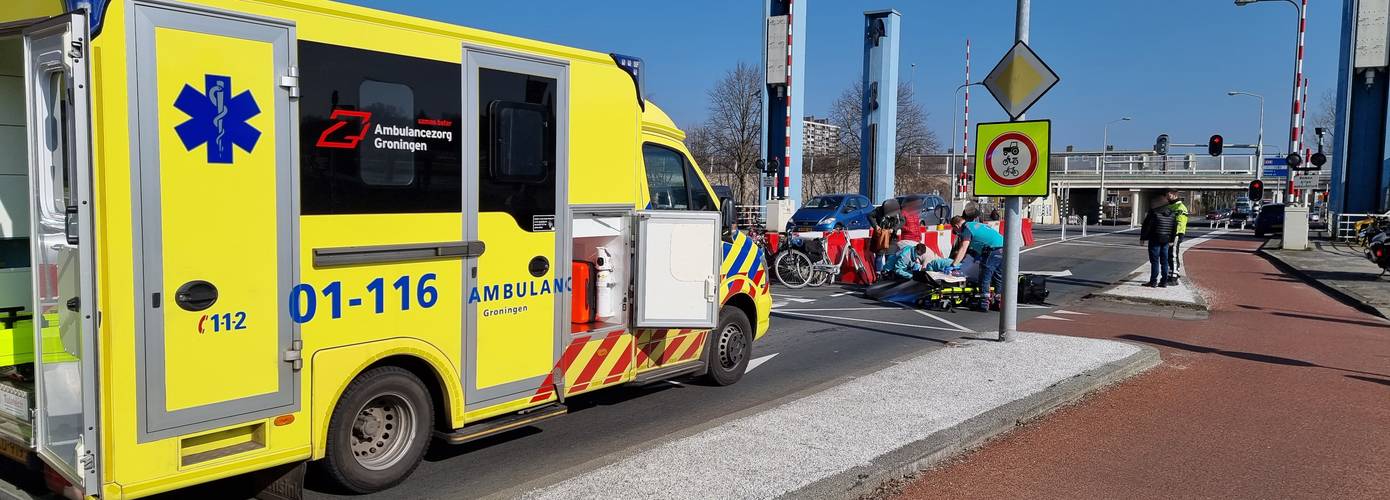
790 342 1162 500
1083 274 1209 312
1255 240 1390 320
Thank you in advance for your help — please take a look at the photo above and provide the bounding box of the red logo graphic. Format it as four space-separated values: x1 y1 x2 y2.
316 109 372 149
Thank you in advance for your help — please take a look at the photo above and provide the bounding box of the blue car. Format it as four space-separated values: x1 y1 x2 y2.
788 194 873 232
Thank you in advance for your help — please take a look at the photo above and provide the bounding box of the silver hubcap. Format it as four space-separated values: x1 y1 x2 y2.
718 323 747 370
350 392 416 471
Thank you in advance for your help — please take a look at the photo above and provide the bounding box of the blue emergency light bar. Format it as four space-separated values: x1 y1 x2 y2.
610 53 645 111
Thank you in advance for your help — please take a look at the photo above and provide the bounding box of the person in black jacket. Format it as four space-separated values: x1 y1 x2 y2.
1139 195 1178 287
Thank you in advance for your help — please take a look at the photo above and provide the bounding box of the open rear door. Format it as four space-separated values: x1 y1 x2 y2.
23 11 100 490
634 211 721 329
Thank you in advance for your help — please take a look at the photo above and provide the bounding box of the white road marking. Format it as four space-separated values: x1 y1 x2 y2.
1058 240 1137 249
1054 310 1089 316
772 310 962 333
746 353 778 373
1021 227 1138 254
901 306 975 333
785 297 816 303
830 292 853 297
666 380 682 386
1035 314 1073 321
776 307 900 312
1017 304 1051 309
1021 269 1073 277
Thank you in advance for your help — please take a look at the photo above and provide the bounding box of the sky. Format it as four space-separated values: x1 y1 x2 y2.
341 0 1341 155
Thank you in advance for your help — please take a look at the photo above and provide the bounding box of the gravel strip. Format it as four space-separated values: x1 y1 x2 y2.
524 332 1140 500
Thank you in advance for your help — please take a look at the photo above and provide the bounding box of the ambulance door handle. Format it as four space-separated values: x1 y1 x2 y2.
528 256 550 278
174 281 218 312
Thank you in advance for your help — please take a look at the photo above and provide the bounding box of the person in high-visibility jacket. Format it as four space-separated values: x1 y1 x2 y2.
1164 189 1189 285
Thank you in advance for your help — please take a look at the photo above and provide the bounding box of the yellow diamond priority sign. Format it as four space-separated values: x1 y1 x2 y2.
982 41 1060 120
974 120 1051 197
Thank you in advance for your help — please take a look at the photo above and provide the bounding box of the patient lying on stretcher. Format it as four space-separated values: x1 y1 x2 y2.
883 244 967 283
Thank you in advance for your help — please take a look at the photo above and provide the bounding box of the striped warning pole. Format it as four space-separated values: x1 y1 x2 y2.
961 38 971 199
1288 0 1306 156
1300 76 1310 202
781 0 794 200
1285 0 1306 201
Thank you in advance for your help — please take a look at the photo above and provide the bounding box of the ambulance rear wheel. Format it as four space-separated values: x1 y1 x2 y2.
320 366 433 493
705 307 752 386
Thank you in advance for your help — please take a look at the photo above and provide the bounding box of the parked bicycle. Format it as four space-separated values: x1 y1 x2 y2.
773 230 869 289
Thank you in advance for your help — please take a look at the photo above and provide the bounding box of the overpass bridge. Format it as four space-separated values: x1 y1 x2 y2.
913 151 1333 223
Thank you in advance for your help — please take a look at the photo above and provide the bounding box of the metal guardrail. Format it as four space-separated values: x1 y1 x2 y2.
911 153 1334 177
736 204 765 229
1333 213 1388 241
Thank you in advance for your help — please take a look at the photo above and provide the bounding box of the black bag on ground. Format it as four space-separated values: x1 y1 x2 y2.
1018 274 1050 304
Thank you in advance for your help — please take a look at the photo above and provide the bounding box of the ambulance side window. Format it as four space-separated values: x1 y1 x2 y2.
358 80 415 186
643 144 714 212
299 41 463 215
478 68 557 232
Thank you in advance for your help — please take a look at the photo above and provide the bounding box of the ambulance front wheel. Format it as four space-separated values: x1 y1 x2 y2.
705 307 752 386
319 366 434 493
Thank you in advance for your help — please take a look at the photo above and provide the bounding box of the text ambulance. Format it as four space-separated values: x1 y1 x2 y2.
0 0 771 497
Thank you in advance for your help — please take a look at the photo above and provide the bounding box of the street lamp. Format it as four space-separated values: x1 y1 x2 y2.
951 82 983 201
1227 91 1264 183
1235 0 1306 204
1100 116 1131 223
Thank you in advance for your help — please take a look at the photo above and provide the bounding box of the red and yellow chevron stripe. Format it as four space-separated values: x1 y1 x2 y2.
530 330 635 403
632 328 706 372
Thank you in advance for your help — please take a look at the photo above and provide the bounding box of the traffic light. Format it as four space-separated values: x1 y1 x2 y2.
1286 153 1302 169
1310 151 1327 167
1207 134 1223 156
1247 179 1264 201
1155 134 1170 155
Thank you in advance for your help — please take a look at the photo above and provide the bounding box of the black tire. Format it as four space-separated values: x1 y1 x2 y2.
834 223 846 231
774 249 814 289
705 307 753 386
318 366 433 494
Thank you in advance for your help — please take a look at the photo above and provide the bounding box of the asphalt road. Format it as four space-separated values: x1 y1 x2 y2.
165 225 1213 500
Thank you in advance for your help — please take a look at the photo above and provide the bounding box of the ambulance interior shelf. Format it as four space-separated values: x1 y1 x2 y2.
571 211 628 335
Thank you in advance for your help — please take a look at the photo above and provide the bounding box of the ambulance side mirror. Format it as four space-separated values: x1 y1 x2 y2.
719 197 737 233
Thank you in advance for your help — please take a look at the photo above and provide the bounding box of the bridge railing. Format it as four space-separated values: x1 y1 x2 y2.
736 204 766 229
912 153 1317 176
1333 213 1390 241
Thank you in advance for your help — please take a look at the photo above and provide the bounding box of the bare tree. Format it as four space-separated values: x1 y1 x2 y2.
1311 88 1337 139
699 62 764 205
820 81 942 200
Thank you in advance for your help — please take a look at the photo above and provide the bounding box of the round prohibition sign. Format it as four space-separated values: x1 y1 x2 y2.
984 132 1039 187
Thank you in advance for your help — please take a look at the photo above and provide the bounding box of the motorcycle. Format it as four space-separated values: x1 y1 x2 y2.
1361 218 1390 275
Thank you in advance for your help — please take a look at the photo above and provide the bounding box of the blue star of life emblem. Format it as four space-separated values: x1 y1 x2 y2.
173 74 261 164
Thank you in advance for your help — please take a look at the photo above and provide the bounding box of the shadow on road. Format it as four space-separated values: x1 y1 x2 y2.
1235 304 1390 329
770 312 958 345
1047 276 1111 289
1118 334 1390 379
1346 375 1390 389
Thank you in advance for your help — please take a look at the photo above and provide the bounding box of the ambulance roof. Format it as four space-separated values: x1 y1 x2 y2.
641 101 686 143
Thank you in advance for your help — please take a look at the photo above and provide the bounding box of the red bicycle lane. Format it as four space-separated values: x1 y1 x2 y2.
895 233 1390 500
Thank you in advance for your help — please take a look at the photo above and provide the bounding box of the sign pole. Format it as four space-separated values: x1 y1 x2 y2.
998 0 1029 342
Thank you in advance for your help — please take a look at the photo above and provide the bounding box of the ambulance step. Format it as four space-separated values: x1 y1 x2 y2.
631 359 706 385
436 403 567 445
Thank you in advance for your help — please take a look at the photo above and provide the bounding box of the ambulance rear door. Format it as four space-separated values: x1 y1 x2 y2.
128 2 299 440
23 10 100 490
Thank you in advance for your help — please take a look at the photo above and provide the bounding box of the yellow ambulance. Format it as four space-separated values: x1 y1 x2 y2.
0 0 772 497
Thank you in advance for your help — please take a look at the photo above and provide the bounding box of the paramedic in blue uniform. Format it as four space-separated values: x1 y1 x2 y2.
949 211 1005 311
